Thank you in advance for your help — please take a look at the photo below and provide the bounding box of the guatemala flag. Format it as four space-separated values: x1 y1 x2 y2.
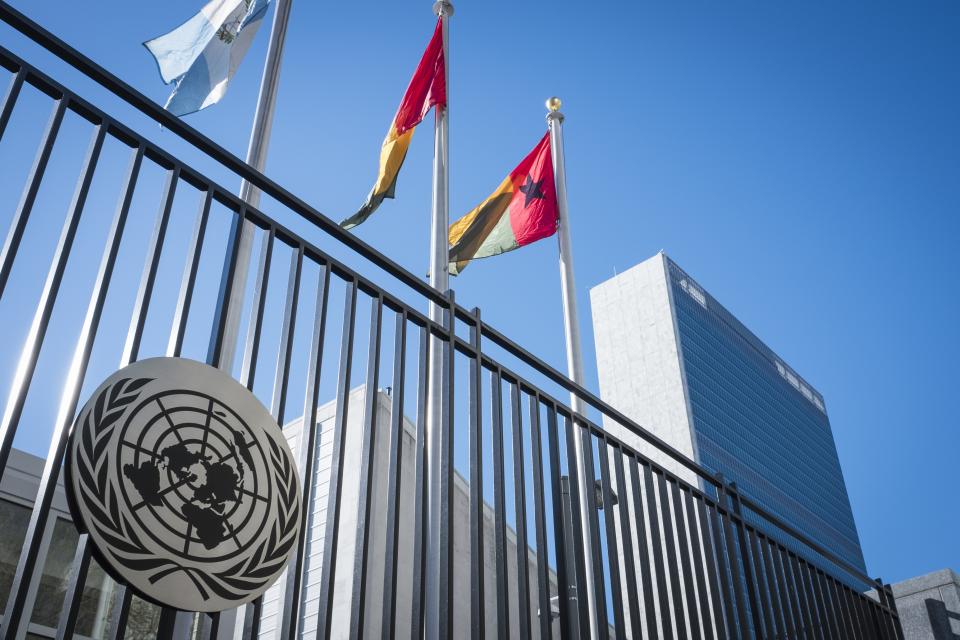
144 0 271 116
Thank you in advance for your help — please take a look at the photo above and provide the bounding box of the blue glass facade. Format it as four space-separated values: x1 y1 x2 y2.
665 259 867 574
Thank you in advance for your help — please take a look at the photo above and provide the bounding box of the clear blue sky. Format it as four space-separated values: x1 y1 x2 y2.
1 0 957 587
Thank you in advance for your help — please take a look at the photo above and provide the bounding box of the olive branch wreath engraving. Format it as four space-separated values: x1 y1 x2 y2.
73 376 301 605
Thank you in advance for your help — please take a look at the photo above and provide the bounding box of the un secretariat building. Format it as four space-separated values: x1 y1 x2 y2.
590 252 867 575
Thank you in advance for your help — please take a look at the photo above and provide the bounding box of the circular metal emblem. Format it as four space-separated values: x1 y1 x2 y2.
66 357 301 612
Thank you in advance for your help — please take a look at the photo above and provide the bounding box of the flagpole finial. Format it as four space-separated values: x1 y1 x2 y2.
433 1 454 17
546 97 564 123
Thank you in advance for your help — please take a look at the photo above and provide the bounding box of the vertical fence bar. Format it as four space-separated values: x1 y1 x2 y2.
0 123 107 640
597 437 625 639
787 551 815 640
576 425 609 638
747 530 774 640
509 381 532 640
870 588 887 640
167 188 212 357
177 201 246 636
695 497 727 640
759 537 786 639
107 586 133 640
30 141 141 640
642 462 676 640
842 585 862 640
0 97 67 298
851 590 869 640
380 311 406 639
786 551 814 638
727 485 762 638
716 483 750 639
544 405 574 640
348 295 382 639
316 280 358 640
53 534 93 640
774 543 801 637
561 413 591 639
0 68 24 142
107 168 187 633
121 166 180 365
0 121 105 472
883 583 903 640
438 291 456 640
467 309 485 640
527 393 552 640
798 558 824 637
408 323 430 640
268 245 302 423
629 457 661 639
239 230 274 389
707 500 738 639
277 261 330 639
670 480 701 640
156 607 177 640
656 469 688 640
815 568 840 639
205 206 246 370
489 368 511 638
831 577 855 639
846 580 866 640
612 449 642 638
682 489 715 640
227 220 269 640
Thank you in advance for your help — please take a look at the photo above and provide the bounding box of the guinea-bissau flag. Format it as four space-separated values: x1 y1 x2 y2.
340 19 446 230
448 133 559 275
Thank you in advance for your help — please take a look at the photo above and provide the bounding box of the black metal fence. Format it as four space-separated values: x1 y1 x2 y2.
0 3 902 638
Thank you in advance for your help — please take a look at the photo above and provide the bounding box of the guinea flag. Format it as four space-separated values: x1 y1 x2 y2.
340 19 446 230
448 133 558 275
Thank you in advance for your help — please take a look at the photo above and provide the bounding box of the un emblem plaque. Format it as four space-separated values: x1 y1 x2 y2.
65 357 301 612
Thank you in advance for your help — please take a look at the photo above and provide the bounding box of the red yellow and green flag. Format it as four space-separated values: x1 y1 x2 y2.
340 19 446 230
448 133 559 275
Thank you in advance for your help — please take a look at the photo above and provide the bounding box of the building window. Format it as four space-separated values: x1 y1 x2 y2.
679 278 708 309
0 499 158 639
785 371 799 389
774 360 827 414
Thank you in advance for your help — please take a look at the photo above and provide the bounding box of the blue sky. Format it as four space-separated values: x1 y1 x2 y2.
1 0 958 588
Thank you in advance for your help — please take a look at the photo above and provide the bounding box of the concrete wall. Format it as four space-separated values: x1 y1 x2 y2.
890 569 960 639
256 386 560 639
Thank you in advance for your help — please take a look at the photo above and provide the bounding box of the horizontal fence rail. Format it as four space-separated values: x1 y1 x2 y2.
0 3 902 639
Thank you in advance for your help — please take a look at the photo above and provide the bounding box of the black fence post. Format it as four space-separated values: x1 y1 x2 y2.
731 482 765 638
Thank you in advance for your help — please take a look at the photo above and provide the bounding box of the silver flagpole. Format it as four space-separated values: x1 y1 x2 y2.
547 96 600 637
214 2 294 637
426 1 452 638
218 0 294 375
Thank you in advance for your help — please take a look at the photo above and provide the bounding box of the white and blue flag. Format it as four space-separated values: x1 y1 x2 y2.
145 0 270 116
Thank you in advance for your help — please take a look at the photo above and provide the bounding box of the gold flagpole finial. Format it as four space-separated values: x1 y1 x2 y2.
546 96 562 112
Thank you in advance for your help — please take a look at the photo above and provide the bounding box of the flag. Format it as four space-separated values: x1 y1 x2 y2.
340 19 446 230
144 0 270 117
448 133 558 275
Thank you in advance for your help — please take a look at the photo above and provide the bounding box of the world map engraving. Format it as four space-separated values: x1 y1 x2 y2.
122 428 254 550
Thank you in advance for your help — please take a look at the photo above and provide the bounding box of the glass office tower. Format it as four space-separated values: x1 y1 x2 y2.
590 252 866 574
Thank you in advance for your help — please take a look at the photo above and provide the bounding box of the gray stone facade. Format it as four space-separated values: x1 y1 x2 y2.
891 569 960 639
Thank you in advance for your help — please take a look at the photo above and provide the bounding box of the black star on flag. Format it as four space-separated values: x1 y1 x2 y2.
519 176 546 208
